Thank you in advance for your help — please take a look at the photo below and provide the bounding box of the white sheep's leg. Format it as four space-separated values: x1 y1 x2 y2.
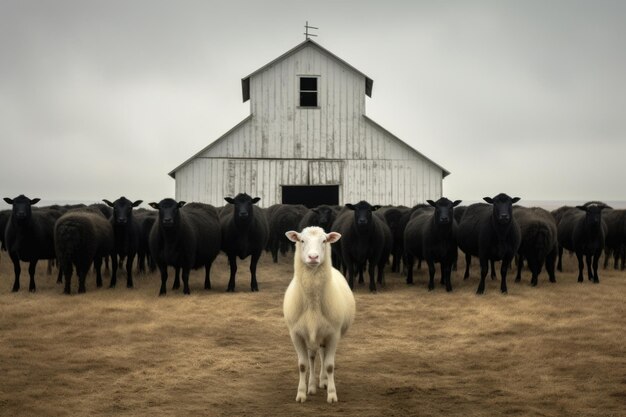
318 347 328 389
323 334 340 403
291 332 309 403
307 348 318 395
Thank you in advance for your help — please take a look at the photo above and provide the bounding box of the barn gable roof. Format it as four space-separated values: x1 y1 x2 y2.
241 39 373 102
362 115 450 178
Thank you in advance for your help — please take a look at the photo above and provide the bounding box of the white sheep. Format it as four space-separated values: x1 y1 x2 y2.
283 226 356 404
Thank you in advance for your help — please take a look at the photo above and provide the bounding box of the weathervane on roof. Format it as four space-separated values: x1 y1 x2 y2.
304 21 318 40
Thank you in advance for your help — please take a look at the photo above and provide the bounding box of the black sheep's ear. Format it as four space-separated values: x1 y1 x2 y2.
601 204 612 210
453 200 462 207
427 200 436 207
312 208 319 214
511 197 521 204
30 198 41 205
177 201 186 208
132 200 143 207
103 199 114 207
149 202 159 210
4 197 13 205
372 205 381 211
251 197 261 204
576 205 587 212
224 197 235 204
345 204 355 210
483 197 494 204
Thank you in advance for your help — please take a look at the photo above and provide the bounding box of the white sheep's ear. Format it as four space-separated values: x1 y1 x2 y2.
285 230 300 243
326 232 341 244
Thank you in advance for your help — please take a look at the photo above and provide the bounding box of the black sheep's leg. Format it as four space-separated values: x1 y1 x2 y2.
226 255 237 292
10 252 21 292
158 262 168 296
109 252 118 288
94 256 103 288
405 253 414 285
78 266 87 294
63 263 73 294
463 253 471 280
557 245 563 272
586 254 593 281
347 262 355 290
56 265 63 284
28 260 37 292
546 249 557 283
613 249 619 270
490 259 497 280
126 253 135 288
427 260 436 291
250 251 261 292
358 264 365 284
182 267 191 295
477 257 488 295
592 253 600 284
575 252 584 282
443 262 453 292
172 267 181 290
530 258 540 287
621 245 626 270
515 255 523 283
377 258 386 287
368 261 377 292
603 249 610 269
500 257 510 294
204 262 212 290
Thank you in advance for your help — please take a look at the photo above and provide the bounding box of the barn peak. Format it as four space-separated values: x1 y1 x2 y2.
241 39 373 102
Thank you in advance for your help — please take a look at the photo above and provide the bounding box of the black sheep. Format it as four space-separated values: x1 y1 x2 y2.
3 195 63 292
601 209 626 270
556 203 609 283
0 209 11 251
331 201 392 292
55 206 115 294
103 197 143 288
512 206 558 286
457 193 521 294
297 205 338 233
149 199 221 295
135 208 157 273
377 206 410 273
404 198 461 291
220 193 269 292
267 204 308 262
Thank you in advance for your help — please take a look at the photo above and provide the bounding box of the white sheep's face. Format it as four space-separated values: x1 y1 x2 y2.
285 226 341 268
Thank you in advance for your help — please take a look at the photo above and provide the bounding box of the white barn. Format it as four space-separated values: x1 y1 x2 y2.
169 39 449 207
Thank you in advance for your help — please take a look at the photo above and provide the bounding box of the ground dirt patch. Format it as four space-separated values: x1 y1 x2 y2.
0 252 624 417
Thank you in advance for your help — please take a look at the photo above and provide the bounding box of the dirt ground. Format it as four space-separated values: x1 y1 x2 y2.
0 251 624 417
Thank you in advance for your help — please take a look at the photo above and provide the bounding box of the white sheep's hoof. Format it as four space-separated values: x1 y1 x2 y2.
307 386 317 395
296 392 307 403
327 392 338 403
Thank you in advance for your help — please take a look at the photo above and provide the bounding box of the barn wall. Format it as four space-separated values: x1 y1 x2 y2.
175 157 442 208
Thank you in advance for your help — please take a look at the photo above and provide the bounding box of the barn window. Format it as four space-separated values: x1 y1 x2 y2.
299 76 318 107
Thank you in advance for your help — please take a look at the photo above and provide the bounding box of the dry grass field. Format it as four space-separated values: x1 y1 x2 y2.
0 251 624 417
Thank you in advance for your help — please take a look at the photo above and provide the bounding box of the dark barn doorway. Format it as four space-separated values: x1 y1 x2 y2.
281 185 339 208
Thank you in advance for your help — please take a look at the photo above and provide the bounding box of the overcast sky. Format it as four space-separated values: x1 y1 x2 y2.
1 0 625 207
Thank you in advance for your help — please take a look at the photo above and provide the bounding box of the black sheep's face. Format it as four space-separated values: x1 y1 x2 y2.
314 206 334 229
484 193 520 225
4 195 40 223
576 204 607 227
149 199 185 229
427 198 462 226
346 201 375 230
224 193 261 222
104 197 142 225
